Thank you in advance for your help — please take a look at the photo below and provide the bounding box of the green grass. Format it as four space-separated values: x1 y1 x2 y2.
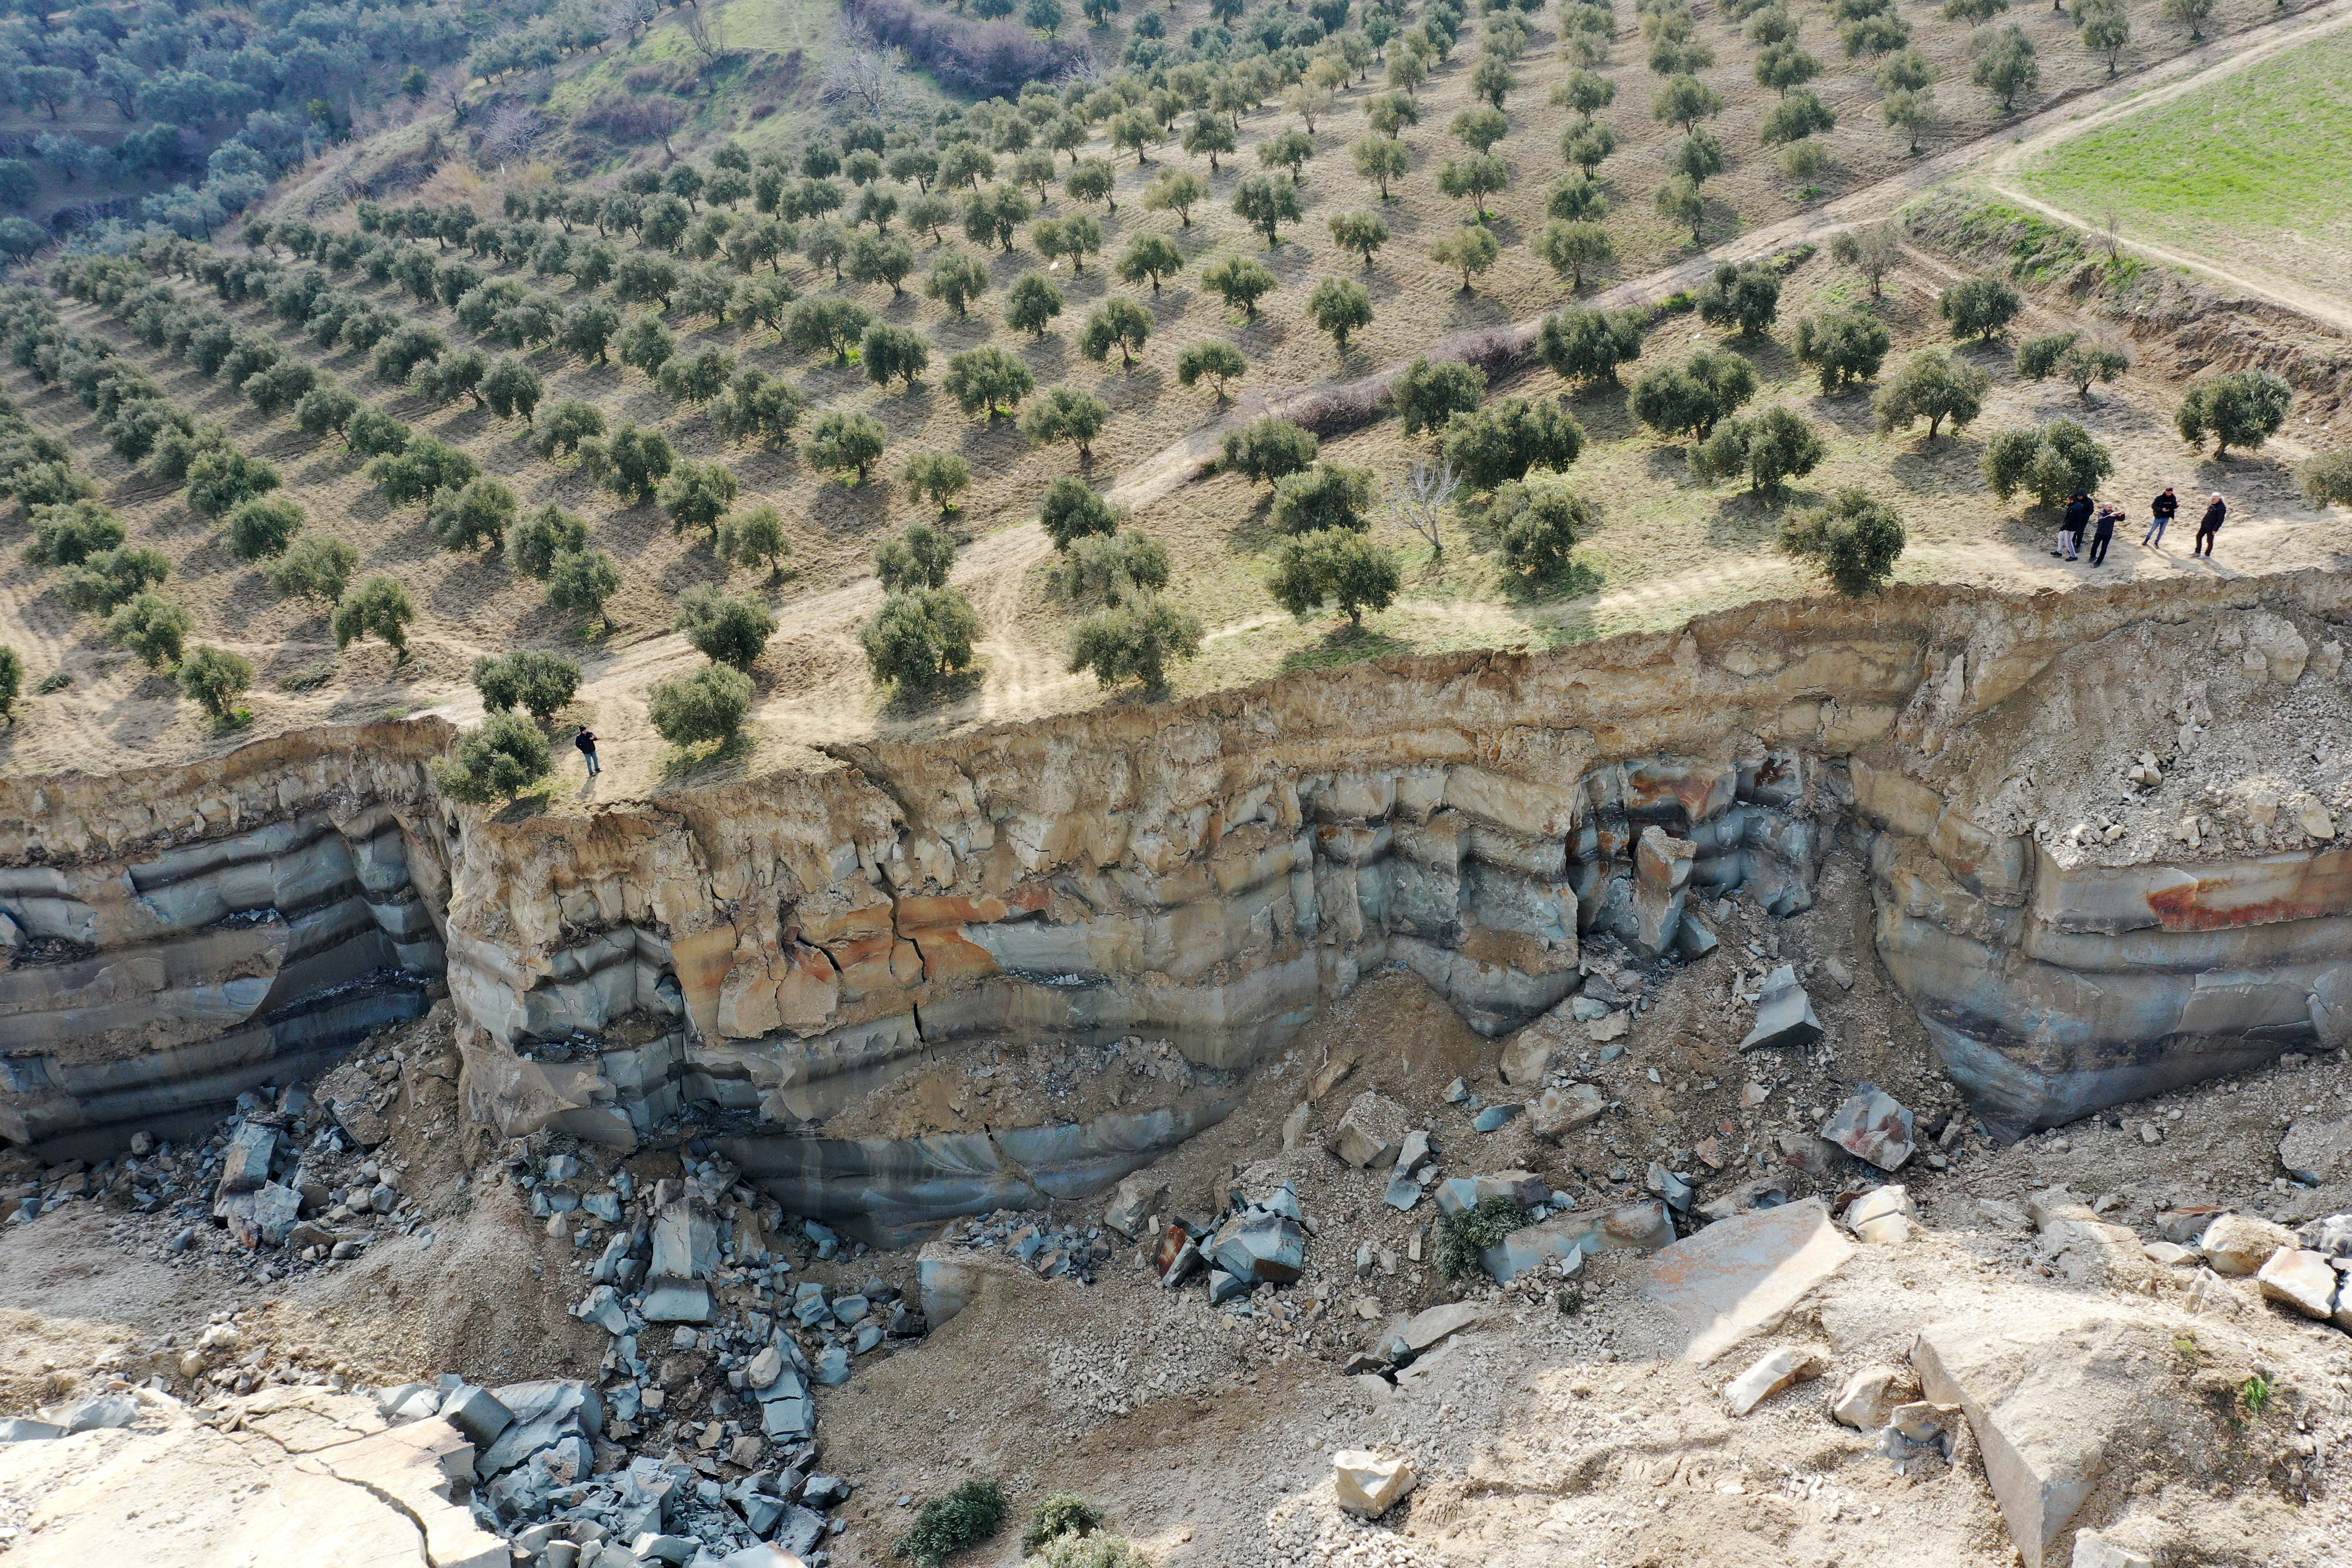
2017 35 2352 298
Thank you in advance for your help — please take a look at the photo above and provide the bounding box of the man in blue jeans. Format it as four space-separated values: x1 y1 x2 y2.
575 727 600 777
2088 501 2121 565
2144 487 2178 548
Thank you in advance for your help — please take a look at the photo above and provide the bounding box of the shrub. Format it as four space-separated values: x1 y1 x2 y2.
333 576 416 658
1032 1533 1151 1568
0 644 18 723
472 650 581 722
717 506 792 578
1221 419 1319 485
27 500 124 567
1691 407 1828 495
435 711 552 804
1023 1495 1107 1555
863 586 983 689
1792 312 1891 393
805 410 888 484
2176 370 2291 458
1394 358 1486 435
1201 255 1277 318
659 461 740 538
1631 350 1757 440
1696 261 1780 335
2302 450 2352 509
943 346 1035 419
513 505 590 579
603 425 676 502
347 407 412 458
61 547 169 615
1442 397 1585 490
1491 474 1596 580
548 548 622 629
674 584 775 670
2015 331 2130 401
649 662 756 747
903 451 972 514
1176 341 1246 402
1435 1195 1530 1278
876 524 957 592
1873 349 1988 438
1270 529 1400 625
1068 595 1203 692
1021 387 1112 459
1054 530 1171 603
178 645 253 723
1780 488 1905 594
184 448 281 521
1006 273 1065 338
269 537 360 604
1539 307 1647 385
429 478 518 553
1981 420 2114 508
1937 275 2021 341
893 1479 1009 1568
225 497 304 562
1038 475 1121 550
109 592 192 669
372 438 478 506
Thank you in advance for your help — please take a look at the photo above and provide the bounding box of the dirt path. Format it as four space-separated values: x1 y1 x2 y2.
420 0 2352 795
1979 0 2352 335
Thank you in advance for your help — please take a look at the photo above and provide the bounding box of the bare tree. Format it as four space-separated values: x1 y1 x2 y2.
479 102 546 168
678 0 729 61
604 0 657 43
820 19 919 120
1382 456 1461 557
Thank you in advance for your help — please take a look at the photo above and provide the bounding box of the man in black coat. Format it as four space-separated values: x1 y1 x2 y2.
2143 487 2178 549
2193 494 2227 557
2055 492 2092 561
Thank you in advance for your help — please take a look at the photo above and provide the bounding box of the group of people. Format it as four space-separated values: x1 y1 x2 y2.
2054 487 2229 564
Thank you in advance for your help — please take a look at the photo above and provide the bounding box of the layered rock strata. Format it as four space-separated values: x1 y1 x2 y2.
6 574 2352 1208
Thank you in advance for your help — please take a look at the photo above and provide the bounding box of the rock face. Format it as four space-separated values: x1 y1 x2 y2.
12 577 2352 1208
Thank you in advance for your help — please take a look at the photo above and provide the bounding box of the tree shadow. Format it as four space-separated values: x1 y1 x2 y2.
879 664 985 719
1277 622 1411 673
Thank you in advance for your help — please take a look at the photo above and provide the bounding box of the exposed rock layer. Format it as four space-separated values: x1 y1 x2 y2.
7 574 2352 1199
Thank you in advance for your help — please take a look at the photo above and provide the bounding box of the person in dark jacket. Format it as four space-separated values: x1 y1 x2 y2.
2055 493 2091 560
2144 487 2179 549
575 727 600 777
2088 499 2121 566
2193 493 2227 556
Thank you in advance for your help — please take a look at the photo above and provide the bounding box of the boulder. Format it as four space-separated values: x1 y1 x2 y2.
436 1387 513 1449
1331 1451 1415 1518
640 1283 713 1324
1498 1034 1558 1088
1480 1201 1673 1283
1723 1345 1824 1416
650 1200 717 1282
1391 1302 1489 1358
222 1182 302 1250
2279 1118 2352 1185
1738 965 1822 1052
1912 1308 2152 1568
1209 1211 1307 1285
1820 1084 1915 1171
1396 1129 1435 1175
1329 1091 1410 1169
1641 1198 1856 1365
2255 1249 2338 1319
218 1123 278 1195
59 1393 139 1434
1529 1083 1605 1141
0 1419 64 1442
2198 1213 2296 1277
1433 1170 1547 1217
1101 1172 1167 1239
1844 1185 1916 1244
1829 1364 1915 1430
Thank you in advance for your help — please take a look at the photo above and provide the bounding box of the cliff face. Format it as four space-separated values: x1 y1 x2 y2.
6 575 2351 1193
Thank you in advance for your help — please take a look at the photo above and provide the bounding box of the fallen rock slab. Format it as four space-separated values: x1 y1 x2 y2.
1332 1450 1415 1518
1641 1198 1856 1364
1913 1308 2156 1568
1844 1185 1916 1244
1723 1345 1825 1416
1330 1091 1410 1169
1829 1364 1916 1430
1738 965 1822 1052
1480 1201 1672 1283
1529 1082 1605 1141
2256 1248 2339 1319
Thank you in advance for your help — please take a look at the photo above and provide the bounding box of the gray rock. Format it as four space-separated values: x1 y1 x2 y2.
368 1181 399 1214
577 1286 629 1337
1382 1172 1422 1211
832 1294 870 1326
0 1419 64 1442
853 1324 885 1354
375 1383 443 1424
584 1193 625 1224
1433 1170 1546 1216
641 1282 714 1324
1330 1091 1410 1169
1210 1211 1305 1284
1472 1103 1521 1133
801 1474 851 1509
770 1503 826 1558
221 1182 302 1250
1481 1201 1674 1283
887 1302 926 1338
1529 1082 1605 1141
438 1385 514 1448
1101 1172 1168 1239
1396 1130 1435 1175
479 1381 604 1478
1821 1084 1915 1171
812 1345 850 1387
55 1396 138 1437
218 1123 278 1195
1645 1162 1694 1212
1442 1078 1470 1104
1739 965 1823 1052
632 1534 698 1565
1206 1268 1249 1304
652 1201 718 1283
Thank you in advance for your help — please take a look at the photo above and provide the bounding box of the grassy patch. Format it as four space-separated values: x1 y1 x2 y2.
2017 35 2352 298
